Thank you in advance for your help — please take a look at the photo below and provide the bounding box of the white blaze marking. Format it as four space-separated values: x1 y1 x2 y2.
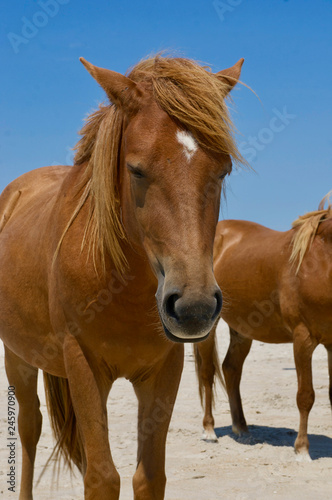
176 130 198 161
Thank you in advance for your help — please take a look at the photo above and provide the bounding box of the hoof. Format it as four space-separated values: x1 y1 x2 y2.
236 432 255 445
232 424 249 436
201 428 218 443
295 451 312 463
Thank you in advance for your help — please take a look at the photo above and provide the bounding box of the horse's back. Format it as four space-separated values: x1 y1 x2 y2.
213 219 294 342
0 165 69 229
214 219 290 272
214 217 332 344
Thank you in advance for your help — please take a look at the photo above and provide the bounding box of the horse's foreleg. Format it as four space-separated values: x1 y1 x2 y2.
63 335 119 500
222 328 252 435
293 324 317 461
132 344 184 500
5 346 42 500
195 324 219 442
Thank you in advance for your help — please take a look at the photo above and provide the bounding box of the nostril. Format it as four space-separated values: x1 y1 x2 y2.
165 293 180 320
212 289 223 320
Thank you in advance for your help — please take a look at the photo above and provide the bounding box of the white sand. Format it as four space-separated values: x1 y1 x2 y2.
1 320 332 499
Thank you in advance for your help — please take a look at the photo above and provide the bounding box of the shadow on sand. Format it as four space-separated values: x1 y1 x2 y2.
214 425 332 460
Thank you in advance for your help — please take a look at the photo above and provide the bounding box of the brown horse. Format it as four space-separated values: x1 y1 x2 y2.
195 194 332 461
0 54 244 499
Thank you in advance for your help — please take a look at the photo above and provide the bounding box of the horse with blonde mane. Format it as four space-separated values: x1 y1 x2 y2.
195 193 332 461
0 54 244 499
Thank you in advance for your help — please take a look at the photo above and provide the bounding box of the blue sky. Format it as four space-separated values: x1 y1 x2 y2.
1 0 331 230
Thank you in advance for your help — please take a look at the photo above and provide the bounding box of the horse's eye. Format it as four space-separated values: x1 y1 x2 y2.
127 164 145 179
132 170 144 179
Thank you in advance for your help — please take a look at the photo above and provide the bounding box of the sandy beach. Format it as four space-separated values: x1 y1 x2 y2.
1 319 332 499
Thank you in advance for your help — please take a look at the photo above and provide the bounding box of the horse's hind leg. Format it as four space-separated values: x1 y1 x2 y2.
293 324 317 461
195 323 220 442
4 346 42 500
222 328 252 435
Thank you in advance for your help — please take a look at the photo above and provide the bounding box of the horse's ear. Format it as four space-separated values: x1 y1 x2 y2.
80 57 142 113
216 58 244 95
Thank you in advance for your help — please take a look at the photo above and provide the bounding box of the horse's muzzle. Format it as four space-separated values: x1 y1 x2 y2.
156 282 222 343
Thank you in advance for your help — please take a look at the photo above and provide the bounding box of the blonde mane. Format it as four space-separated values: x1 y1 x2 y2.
290 191 332 273
70 55 245 275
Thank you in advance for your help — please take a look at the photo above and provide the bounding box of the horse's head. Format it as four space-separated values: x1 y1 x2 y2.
80 56 243 342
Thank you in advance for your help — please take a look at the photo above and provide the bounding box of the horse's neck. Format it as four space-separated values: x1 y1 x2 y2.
57 163 157 294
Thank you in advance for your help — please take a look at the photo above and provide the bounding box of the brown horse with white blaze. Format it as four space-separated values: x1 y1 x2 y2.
195 194 332 461
0 54 244 499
